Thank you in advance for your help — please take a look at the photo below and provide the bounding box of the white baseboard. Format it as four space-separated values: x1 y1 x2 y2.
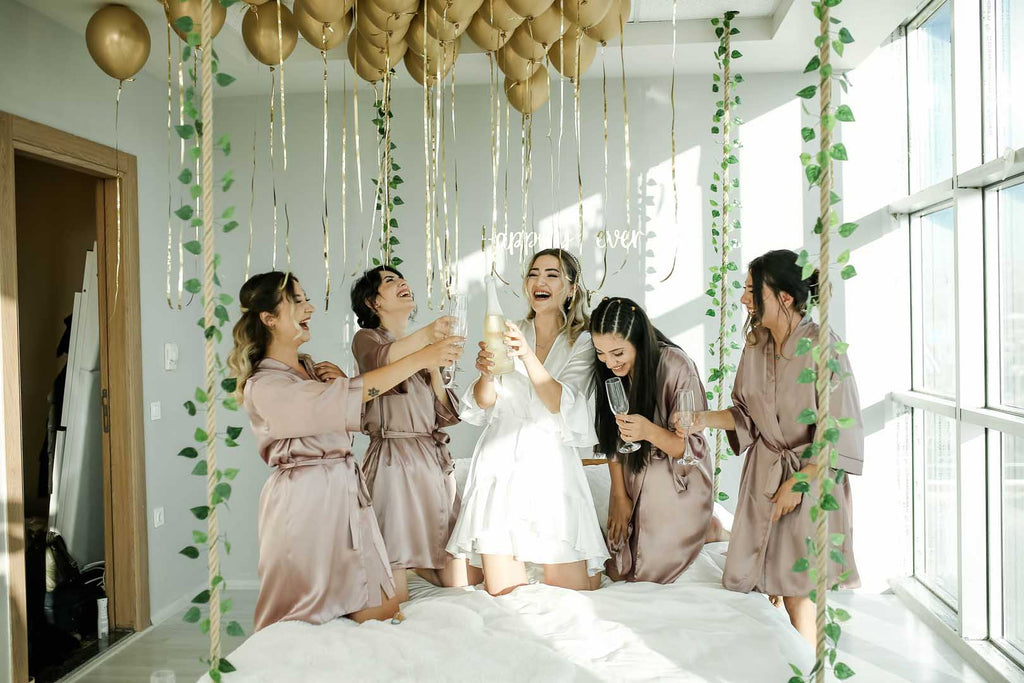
150 581 209 626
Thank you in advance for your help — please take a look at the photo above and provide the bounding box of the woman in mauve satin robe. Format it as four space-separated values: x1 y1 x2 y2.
347 266 481 587
227 271 464 631
681 250 863 645
589 297 714 584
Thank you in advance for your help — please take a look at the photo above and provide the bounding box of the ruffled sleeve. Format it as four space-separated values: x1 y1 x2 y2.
550 332 598 448
246 372 364 439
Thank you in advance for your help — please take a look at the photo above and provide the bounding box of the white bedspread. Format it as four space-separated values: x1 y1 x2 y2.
203 463 811 682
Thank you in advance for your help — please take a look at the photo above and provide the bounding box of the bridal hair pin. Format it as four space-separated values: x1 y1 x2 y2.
239 306 250 313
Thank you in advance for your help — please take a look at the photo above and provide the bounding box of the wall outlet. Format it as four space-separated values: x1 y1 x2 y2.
150 401 162 421
153 507 165 528
164 342 178 371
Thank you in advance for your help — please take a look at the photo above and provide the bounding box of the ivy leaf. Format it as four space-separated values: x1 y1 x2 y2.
838 27 854 44
822 493 840 511
822 113 837 132
214 305 230 324
180 546 200 559
833 39 845 57
219 658 237 674
224 468 240 480
195 428 210 443
214 482 232 502
174 124 195 140
216 73 236 87
825 622 841 643
795 338 813 356
183 606 201 623
717 491 730 501
833 607 851 621
221 377 237 393
178 168 193 184
838 222 858 237
183 400 197 417
796 85 817 99
805 165 822 185
824 427 840 444
191 505 210 520
840 265 857 280
829 143 849 161
192 589 211 604
222 220 239 233
227 426 243 440
175 205 194 221
837 249 850 265
184 278 201 294
836 104 855 122
797 368 817 384
187 31 201 47
393 196 405 205
195 387 209 403
792 558 810 572
791 481 810 493
803 56 821 73
222 397 239 411
178 446 199 459
227 621 245 637
837 417 856 429
801 127 815 142
192 460 208 476
830 532 846 546
797 409 817 424
222 206 235 220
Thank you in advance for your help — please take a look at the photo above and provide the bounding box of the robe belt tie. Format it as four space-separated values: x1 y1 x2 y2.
275 453 371 550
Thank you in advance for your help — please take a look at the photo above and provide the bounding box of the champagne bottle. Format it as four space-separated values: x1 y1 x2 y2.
483 275 515 376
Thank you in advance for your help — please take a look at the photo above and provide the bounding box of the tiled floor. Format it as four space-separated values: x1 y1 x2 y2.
64 588 992 682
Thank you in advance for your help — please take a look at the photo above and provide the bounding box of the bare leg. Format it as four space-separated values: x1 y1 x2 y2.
435 555 483 588
541 560 593 591
587 572 604 590
348 570 409 623
705 515 731 543
782 595 816 646
481 554 528 596
413 568 442 586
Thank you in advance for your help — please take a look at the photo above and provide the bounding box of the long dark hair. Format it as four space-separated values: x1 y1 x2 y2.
350 265 404 329
590 297 678 473
743 249 819 349
227 271 301 400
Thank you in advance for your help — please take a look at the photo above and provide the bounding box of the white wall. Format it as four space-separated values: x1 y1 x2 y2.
0 3 915 668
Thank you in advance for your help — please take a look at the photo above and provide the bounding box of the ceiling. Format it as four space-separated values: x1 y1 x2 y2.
18 0 923 94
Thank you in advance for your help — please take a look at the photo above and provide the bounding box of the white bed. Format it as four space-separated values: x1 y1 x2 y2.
203 462 812 682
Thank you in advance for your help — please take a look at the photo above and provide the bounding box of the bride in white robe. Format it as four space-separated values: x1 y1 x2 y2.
447 250 609 595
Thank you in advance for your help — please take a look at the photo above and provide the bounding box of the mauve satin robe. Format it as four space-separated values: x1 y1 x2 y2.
607 345 714 584
244 357 394 631
724 317 863 596
353 328 462 570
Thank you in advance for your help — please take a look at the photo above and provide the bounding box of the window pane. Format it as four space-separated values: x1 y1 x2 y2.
918 410 958 606
1003 434 1024 653
996 0 1024 151
908 2 953 192
916 208 956 397
999 183 1024 410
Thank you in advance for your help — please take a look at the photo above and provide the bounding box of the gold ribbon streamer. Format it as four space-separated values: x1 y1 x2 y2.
573 26 583 263
596 44 609 290
423 53 434 302
321 46 331 309
113 80 123 313
383 54 394 266
275 0 288 171
176 44 186 306
340 63 348 283
166 23 175 309
660 0 680 282
450 61 460 292
354 70 363 215
269 66 279 268
613 8 631 276
246 82 256 282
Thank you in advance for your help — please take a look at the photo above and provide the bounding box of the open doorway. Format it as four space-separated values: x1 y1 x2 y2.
0 113 149 683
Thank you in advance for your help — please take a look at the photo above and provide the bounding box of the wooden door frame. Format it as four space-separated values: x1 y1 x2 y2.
0 112 150 683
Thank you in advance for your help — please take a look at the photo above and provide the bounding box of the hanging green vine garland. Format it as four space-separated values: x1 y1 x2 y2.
169 2 244 679
788 1 858 681
704 11 744 503
371 71 405 269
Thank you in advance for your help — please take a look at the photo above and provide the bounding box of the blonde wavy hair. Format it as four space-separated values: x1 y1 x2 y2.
524 248 590 345
226 271 300 402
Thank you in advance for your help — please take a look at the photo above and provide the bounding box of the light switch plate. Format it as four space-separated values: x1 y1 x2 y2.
164 342 178 371
154 507 165 528
150 401 162 421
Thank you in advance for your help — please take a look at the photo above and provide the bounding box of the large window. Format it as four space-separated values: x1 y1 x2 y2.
997 182 1024 411
995 0 1024 152
914 410 958 607
908 1 953 192
912 207 956 397
1002 434 1024 656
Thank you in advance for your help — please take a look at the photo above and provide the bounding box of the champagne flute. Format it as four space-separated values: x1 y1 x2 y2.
676 388 698 465
605 377 640 454
444 294 468 388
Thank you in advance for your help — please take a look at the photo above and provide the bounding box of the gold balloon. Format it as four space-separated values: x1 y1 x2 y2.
347 30 385 81
164 0 226 42
404 50 438 86
86 5 151 81
425 5 467 41
465 12 510 51
242 2 299 65
480 0 524 33
357 30 408 68
548 28 596 79
406 13 457 62
496 44 538 82
429 0 484 25
506 0 552 20
560 0 611 29
294 0 351 50
524 3 566 45
584 0 629 44
505 64 549 114
358 15 409 50
374 0 420 15
303 0 352 23
509 23 548 60
357 0 414 39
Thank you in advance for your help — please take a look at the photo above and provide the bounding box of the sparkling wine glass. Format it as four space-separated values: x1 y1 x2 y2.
605 377 640 454
676 388 698 465
444 294 468 388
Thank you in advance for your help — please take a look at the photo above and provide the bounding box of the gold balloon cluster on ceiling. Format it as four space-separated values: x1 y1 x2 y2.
238 0 631 115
